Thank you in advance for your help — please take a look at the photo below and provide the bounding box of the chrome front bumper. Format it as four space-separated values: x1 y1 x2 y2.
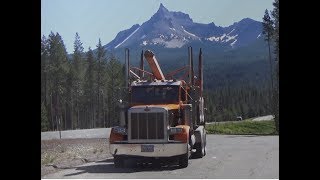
110 143 187 157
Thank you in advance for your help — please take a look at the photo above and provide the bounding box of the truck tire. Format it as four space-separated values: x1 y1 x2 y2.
195 129 206 158
114 156 124 168
203 130 207 156
195 141 205 157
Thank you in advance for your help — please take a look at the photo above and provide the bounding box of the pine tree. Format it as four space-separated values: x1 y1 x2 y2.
271 0 279 133
73 32 84 73
47 32 68 131
41 102 50 131
262 9 274 91
66 62 75 129
83 47 96 128
271 0 279 63
262 8 279 133
106 54 124 126
95 38 107 127
41 36 49 105
72 32 85 129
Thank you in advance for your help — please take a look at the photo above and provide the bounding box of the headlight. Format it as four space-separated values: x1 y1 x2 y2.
169 127 183 135
112 126 127 135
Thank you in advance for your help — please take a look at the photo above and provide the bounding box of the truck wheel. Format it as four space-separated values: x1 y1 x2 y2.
114 156 124 168
195 131 206 158
196 142 205 157
203 132 207 156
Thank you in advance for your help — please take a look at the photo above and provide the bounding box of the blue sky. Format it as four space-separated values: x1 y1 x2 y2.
41 0 274 54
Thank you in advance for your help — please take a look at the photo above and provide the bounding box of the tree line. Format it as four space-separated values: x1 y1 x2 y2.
41 32 124 131
204 84 272 122
262 0 279 133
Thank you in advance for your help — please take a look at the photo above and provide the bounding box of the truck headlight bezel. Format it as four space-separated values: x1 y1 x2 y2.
168 127 183 135
112 126 127 135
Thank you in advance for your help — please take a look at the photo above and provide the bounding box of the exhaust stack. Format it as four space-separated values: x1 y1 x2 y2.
188 46 194 86
198 48 203 97
125 48 130 88
139 50 144 78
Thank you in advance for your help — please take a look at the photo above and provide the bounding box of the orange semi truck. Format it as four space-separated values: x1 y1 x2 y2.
109 47 206 168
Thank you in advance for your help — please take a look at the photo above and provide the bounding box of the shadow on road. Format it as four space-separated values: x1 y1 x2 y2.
64 158 185 176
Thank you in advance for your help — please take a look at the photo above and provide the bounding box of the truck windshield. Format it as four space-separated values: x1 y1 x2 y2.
131 85 179 104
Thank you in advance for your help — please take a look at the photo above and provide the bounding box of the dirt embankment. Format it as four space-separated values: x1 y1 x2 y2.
41 138 111 177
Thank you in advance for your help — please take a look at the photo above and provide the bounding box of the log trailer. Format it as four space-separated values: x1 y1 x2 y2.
109 47 206 168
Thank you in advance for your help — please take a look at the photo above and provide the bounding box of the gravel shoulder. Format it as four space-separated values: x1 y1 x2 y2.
41 138 111 177
41 128 111 140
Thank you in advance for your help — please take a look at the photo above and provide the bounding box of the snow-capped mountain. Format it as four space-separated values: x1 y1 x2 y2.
104 3 263 50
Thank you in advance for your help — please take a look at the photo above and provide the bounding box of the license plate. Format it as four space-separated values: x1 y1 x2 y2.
141 145 154 152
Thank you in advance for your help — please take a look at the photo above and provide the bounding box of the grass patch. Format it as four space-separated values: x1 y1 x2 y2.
42 154 56 165
245 117 254 121
206 120 277 135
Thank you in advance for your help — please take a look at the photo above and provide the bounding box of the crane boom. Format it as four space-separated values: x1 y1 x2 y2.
144 50 165 80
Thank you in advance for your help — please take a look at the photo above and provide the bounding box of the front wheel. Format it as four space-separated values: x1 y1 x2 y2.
195 130 206 158
195 142 205 157
203 131 207 156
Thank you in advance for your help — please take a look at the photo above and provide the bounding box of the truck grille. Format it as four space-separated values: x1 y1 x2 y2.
130 112 164 140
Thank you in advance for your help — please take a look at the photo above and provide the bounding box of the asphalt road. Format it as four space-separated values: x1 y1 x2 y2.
42 135 278 179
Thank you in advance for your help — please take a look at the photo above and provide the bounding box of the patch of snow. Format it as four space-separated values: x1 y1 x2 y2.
206 36 220 42
151 37 186 48
257 33 261 39
225 34 238 42
164 39 186 48
169 27 176 31
140 35 146 39
169 33 178 39
115 27 140 48
227 29 235 35
152 38 162 44
230 39 237 47
184 29 196 37
181 25 198 37
142 41 147 45
220 33 226 41
207 34 238 43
